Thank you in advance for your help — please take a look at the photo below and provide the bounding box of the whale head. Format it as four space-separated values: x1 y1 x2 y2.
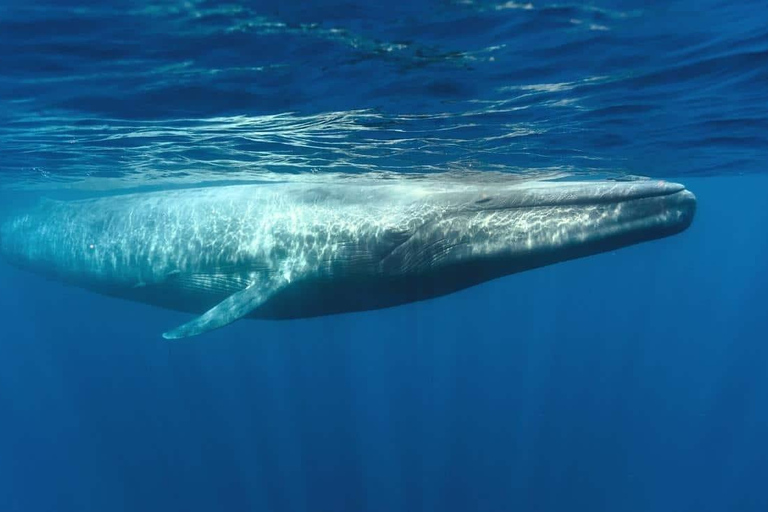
387 179 696 281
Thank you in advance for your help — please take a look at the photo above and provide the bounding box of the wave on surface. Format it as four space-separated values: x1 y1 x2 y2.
0 0 765 192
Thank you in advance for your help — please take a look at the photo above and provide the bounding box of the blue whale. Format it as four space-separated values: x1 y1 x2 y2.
0 174 696 339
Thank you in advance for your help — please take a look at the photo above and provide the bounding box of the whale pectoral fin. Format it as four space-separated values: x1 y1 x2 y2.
162 276 284 340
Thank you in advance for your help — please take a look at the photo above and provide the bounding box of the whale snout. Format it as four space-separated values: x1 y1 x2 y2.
543 179 697 236
670 188 696 231
642 185 696 237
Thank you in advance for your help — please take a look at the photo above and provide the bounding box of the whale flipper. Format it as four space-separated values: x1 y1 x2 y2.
162 275 285 340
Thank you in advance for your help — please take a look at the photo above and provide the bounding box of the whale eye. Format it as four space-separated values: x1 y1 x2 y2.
475 197 492 204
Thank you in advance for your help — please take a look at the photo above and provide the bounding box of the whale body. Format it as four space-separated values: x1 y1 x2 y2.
0 174 696 339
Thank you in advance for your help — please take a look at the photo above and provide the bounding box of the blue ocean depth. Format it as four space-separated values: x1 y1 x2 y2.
0 1 767 511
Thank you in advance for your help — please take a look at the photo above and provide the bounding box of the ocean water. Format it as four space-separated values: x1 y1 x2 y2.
1 1 767 511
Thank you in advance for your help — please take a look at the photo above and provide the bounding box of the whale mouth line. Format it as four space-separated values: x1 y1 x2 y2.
603 186 692 205
475 182 691 211
543 181 688 205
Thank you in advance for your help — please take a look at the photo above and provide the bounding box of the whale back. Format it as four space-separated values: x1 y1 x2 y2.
0 182 433 294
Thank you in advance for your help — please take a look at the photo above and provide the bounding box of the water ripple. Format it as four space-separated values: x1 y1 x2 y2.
0 0 765 191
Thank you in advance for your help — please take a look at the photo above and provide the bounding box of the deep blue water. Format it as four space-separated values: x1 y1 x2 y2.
1 1 767 511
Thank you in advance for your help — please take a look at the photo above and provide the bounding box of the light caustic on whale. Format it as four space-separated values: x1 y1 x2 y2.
0 173 696 339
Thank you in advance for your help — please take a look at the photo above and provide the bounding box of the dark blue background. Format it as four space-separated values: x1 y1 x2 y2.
1 0 767 511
